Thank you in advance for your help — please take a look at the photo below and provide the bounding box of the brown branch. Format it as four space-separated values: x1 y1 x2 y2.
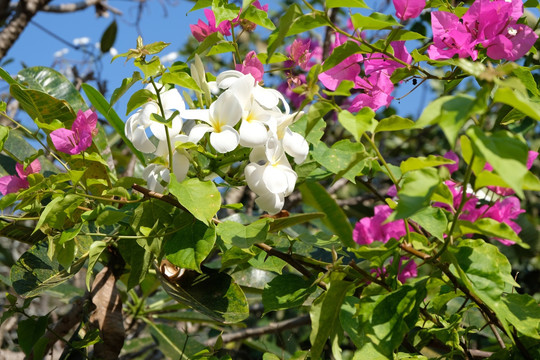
204 315 310 347
131 184 187 211
9 0 122 14
0 0 52 60
254 243 327 290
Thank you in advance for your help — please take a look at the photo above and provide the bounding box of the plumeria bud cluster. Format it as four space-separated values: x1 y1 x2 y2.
125 61 308 214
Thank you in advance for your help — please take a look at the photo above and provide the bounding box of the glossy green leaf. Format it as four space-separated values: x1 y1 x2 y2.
35 194 85 231
269 212 325 232
241 3 275 30
134 56 164 79
310 276 352 360
263 274 317 313
165 219 216 272
17 66 86 112
313 140 367 182
498 293 540 339
286 11 329 36
400 155 455 174
10 242 87 298
290 104 328 144
126 88 155 115
351 12 401 30
169 177 221 225
416 95 476 147
212 0 239 24
100 20 117 53
110 71 142 107
322 41 365 72
10 84 76 124
118 238 153 290
456 219 527 248
147 322 208 359
390 168 440 220
299 181 355 248
466 127 528 197
82 83 146 165
338 108 377 142
0 125 9 151
0 66 16 85
17 316 48 355
86 240 107 290
410 206 447 241
158 266 249 323
217 219 270 248
326 0 369 8
161 72 201 92
493 87 540 121
390 29 426 41
375 116 415 133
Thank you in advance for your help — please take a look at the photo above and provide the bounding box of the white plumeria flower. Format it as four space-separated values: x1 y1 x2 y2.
244 135 298 214
125 85 185 153
225 74 275 148
143 164 170 193
183 90 242 153
270 111 309 164
154 134 191 182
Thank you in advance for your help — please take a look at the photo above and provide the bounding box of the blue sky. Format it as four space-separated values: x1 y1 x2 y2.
2 0 433 120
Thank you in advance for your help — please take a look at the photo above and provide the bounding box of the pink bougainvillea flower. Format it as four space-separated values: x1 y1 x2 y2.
427 11 478 61
190 8 232 42
50 109 98 155
353 205 407 245
364 41 412 76
393 0 426 21
0 159 41 195
479 197 525 246
348 71 394 112
318 35 363 91
236 51 264 83
371 257 418 283
484 25 538 61
443 151 460 175
288 38 312 70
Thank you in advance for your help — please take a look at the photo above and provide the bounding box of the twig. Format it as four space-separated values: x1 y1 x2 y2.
204 315 310 347
349 260 390 291
131 184 187 211
9 0 122 14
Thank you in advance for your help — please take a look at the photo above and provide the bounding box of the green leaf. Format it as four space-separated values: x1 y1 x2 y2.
158 266 249 323
0 66 16 85
189 0 212 12
498 293 540 339
312 139 367 182
263 274 317 313
117 238 153 290
161 72 201 92
217 219 270 248
456 219 528 248
351 12 401 30
326 0 369 8
512 67 540 97
35 194 84 231
100 20 117 53
165 219 216 272
416 95 476 147
322 41 365 72
241 3 275 30
82 83 146 165
493 86 540 121
338 108 377 142
466 127 528 197
134 56 164 79
169 177 221 225
410 206 447 241
0 125 9 151
95 205 130 226
290 104 329 144
310 276 352 360
299 181 355 248
400 155 455 174
110 71 142 107
86 240 107 290
17 66 86 112
286 11 329 36
375 116 415 133
10 242 87 298
267 4 302 62
144 41 170 55
269 212 325 232
147 322 208 359
10 84 76 125
212 0 239 24
126 88 155 115
0 222 46 245
17 316 48 355
390 29 426 41
390 168 440 220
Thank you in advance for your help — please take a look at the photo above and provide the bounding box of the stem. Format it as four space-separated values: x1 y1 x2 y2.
363 133 400 189
77 192 144 204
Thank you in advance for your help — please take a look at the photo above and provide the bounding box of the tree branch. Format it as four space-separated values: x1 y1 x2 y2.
9 0 122 14
204 315 310 347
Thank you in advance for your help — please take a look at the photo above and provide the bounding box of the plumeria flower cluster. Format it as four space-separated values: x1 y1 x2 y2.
190 1 268 42
125 58 308 214
428 0 538 61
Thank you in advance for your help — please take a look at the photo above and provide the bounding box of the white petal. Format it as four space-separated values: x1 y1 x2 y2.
188 124 212 144
160 88 185 111
283 129 309 164
280 166 298 195
255 191 284 214
172 152 190 182
129 125 156 153
265 134 285 164
239 120 268 148
182 109 210 123
212 91 242 127
262 165 289 194
216 70 244 89
245 163 267 194
228 74 256 110
210 126 239 153
150 113 183 141
249 146 267 164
